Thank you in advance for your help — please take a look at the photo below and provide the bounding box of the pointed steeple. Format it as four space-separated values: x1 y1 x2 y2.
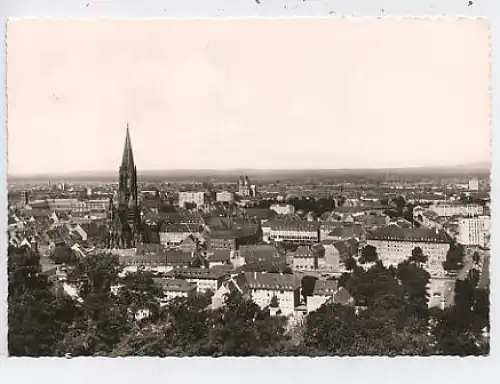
121 123 135 169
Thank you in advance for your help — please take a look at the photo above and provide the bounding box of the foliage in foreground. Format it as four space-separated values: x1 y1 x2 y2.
8 246 489 357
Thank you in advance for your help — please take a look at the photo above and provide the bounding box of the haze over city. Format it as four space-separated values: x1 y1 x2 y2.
7 19 490 176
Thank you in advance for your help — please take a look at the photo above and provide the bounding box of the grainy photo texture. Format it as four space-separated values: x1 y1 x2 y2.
6 19 490 357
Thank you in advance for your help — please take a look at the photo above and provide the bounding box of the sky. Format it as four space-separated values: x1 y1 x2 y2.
6 19 491 175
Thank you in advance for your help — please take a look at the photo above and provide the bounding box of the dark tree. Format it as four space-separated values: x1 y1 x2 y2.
344 257 357 271
443 242 465 272
50 244 77 265
206 291 288 356
118 268 164 321
270 295 279 308
409 247 428 265
396 260 430 318
359 245 378 264
301 276 318 302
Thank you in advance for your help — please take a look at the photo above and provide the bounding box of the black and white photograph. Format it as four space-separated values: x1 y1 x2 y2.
6 18 491 357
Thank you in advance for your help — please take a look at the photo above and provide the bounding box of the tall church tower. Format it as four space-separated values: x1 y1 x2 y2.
108 124 141 248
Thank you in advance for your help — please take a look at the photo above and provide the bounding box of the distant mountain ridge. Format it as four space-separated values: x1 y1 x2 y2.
7 161 491 182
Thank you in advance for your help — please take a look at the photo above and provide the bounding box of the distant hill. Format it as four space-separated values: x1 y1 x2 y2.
7 161 491 183
451 161 491 171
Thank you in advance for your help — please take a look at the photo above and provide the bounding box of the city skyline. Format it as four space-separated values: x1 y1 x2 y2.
7 19 491 174
7 18 491 359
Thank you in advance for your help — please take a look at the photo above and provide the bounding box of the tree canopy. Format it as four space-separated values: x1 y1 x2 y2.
8 242 489 357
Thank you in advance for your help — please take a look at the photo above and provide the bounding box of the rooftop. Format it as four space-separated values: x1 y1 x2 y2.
367 226 452 243
153 278 196 292
242 272 301 291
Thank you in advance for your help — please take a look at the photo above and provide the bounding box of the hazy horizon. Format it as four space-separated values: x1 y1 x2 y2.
7 19 491 174
7 161 491 182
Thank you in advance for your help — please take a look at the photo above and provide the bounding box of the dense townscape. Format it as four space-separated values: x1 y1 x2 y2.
8 127 490 356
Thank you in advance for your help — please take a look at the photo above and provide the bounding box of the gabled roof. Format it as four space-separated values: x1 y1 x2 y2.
153 278 196 293
367 226 452 243
209 249 231 262
332 287 355 306
242 272 301 291
159 222 202 233
354 214 389 226
313 280 338 296
239 244 277 263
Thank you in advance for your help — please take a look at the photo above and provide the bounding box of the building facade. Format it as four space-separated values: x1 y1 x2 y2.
457 216 491 247
238 272 301 316
469 178 479 191
268 221 320 244
270 203 295 216
179 191 207 208
216 191 235 203
366 226 451 277
431 202 483 217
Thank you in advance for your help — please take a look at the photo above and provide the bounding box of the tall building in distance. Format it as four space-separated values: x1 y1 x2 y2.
469 178 479 191
238 175 257 198
108 124 141 248
457 216 491 248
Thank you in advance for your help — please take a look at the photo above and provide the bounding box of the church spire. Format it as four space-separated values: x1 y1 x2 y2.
109 123 140 249
121 123 135 169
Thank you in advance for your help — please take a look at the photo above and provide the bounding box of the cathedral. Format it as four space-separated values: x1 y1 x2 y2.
107 125 142 248
238 175 257 198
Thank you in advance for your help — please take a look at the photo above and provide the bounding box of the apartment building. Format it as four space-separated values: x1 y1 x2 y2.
291 245 325 272
154 278 197 302
164 267 230 293
319 222 365 242
236 272 301 316
270 203 295 216
457 216 491 247
159 223 202 247
431 201 483 217
216 191 235 203
366 226 452 276
469 178 479 191
268 220 320 244
178 191 207 209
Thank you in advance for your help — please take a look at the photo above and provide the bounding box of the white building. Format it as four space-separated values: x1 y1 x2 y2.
241 272 301 316
178 191 207 208
306 283 355 313
469 178 479 191
216 191 234 203
270 203 295 216
213 272 301 317
154 278 197 303
159 223 202 247
261 222 272 243
164 268 229 294
291 245 326 272
269 221 320 244
366 226 452 277
457 216 491 247
431 201 483 217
